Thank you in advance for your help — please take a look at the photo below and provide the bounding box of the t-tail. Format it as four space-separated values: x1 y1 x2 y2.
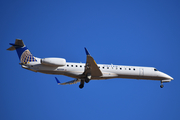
7 39 37 64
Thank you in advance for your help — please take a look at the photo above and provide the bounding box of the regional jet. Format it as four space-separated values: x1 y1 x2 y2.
7 39 173 89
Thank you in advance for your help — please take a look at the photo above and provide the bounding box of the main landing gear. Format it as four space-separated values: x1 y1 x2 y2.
79 80 85 89
85 74 91 83
79 84 84 89
79 75 91 89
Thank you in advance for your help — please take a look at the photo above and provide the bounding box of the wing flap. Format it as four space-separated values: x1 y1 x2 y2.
55 77 81 85
60 79 81 85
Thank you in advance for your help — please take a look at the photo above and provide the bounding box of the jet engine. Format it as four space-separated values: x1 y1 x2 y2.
41 58 66 66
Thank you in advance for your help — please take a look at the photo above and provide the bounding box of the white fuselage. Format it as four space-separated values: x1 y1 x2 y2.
22 59 173 82
8 39 173 88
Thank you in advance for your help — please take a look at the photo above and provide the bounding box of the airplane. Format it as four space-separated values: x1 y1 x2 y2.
7 39 173 89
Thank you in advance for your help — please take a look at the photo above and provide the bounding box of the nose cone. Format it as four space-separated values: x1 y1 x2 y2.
159 72 173 80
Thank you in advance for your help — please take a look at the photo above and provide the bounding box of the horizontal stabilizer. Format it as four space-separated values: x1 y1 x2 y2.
7 39 25 51
7 46 16 51
14 39 24 47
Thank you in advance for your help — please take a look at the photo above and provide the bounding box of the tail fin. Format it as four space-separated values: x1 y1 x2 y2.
7 39 37 64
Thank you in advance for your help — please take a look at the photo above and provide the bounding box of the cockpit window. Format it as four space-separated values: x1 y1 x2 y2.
154 69 158 71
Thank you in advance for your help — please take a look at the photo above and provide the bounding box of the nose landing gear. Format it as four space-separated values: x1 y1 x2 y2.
160 81 164 88
160 84 164 88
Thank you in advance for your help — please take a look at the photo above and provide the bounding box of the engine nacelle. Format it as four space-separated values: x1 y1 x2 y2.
41 58 66 66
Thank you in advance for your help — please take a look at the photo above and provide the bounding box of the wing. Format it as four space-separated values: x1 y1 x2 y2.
83 48 102 77
55 48 102 86
55 77 81 85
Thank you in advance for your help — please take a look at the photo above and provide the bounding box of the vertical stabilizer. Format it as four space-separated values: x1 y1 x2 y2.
7 39 37 64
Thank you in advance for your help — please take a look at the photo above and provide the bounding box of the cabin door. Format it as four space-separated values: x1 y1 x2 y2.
139 68 144 76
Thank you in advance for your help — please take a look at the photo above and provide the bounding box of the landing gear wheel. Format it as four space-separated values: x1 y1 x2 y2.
160 84 164 88
79 84 84 89
85 79 90 83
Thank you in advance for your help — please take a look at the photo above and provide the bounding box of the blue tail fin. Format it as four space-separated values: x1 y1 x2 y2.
7 39 37 64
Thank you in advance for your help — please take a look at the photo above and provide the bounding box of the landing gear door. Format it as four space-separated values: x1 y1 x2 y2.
139 68 144 76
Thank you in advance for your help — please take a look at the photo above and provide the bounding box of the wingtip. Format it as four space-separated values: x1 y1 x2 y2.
84 47 90 55
55 77 61 85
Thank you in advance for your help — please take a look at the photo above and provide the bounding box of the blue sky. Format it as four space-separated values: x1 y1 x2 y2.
1 0 180 120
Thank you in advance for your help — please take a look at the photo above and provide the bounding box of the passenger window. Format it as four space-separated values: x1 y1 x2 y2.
67 65 69 67
76 65 78 67
107 67 109 69
80 65 82 67
120 68 122 70
103 67 104 69
71 65 73 67
133 68 135 70
129 68 131 70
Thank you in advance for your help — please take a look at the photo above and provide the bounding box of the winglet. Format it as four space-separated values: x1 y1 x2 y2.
55 77 61 85
84 47 90 55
